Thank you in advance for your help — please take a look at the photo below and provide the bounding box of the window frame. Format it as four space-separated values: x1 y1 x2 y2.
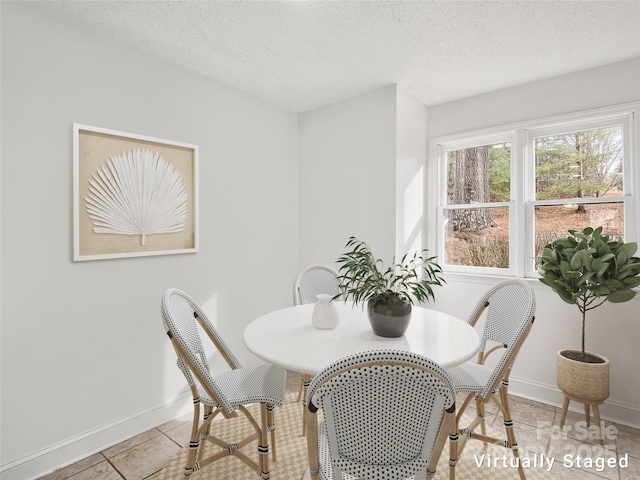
428 103 638 279
436 132 518 277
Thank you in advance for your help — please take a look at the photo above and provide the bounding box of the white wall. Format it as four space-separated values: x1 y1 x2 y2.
426 58 640 427
428 58 640 138
297 85 398 270
0 3 298 478
297 85 430 273
395 88 428 259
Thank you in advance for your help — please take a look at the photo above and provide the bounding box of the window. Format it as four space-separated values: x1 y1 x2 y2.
442 138 514 273
431 104 637 278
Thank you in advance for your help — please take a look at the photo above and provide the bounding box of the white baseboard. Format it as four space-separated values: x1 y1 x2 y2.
508 375 640 429
0 392 192 480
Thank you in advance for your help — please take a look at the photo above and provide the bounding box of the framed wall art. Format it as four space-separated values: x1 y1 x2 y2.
73 124 199 261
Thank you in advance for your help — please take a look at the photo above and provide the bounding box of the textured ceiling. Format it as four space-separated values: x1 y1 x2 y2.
29 0 640 112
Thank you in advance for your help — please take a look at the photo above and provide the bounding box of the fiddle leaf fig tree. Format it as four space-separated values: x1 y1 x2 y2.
538 227 640 359
334 236 446 307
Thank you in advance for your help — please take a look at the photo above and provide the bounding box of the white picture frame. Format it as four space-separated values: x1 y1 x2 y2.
73 124 199 261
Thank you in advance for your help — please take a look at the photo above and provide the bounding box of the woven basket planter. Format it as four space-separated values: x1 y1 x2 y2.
557 350 609 402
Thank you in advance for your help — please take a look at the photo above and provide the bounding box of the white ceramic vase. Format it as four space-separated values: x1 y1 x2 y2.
311 294 339 329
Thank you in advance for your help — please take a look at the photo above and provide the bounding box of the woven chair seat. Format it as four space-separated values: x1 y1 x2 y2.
213 363 286 410
447 362 493 396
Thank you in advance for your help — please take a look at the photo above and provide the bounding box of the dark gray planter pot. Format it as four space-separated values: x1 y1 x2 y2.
367 296 412 337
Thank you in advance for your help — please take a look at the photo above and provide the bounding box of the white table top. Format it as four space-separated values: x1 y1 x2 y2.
243 302 480 376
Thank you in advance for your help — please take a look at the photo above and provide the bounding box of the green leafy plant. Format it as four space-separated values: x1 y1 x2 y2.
538 226 640 359
334 236 445 307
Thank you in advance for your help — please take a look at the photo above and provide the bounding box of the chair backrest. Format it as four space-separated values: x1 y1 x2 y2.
293 264 341 305
306 350 455 480
161 288 241 413
468 280 536 398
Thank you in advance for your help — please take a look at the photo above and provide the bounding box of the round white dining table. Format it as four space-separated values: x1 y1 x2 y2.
243 302 480 375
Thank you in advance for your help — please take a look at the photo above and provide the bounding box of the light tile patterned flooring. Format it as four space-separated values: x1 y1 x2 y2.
39 371 640 480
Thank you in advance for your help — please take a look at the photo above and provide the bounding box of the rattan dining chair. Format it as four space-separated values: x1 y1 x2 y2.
161 288 286 479
447 279 535 480
305 349 456 480
293 264 342 434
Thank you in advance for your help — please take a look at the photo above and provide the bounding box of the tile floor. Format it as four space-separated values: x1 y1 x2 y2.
38 372 640 480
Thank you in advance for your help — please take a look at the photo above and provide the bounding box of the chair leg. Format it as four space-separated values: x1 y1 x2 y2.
449 392 476 480
302 401 307 437
184 399 202 475
297 373 305 402
195 405 213 463
301 374 311 436
476 399 487 437
499 385 526 480
267 404 277 462
448 424 459 480
259 403 270 480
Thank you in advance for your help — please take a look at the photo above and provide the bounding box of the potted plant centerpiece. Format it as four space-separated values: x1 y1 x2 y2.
334 236 445 337
538 226 640 411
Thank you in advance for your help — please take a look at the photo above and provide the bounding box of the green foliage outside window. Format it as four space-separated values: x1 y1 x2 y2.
488 144 511 202
535 127 622 201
